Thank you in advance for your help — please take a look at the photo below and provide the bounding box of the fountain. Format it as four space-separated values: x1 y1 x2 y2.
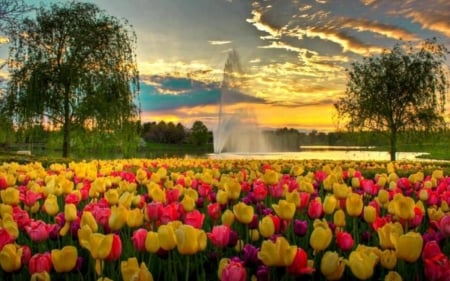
213 50 273 154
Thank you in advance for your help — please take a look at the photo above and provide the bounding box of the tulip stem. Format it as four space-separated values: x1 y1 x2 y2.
185 255 190 281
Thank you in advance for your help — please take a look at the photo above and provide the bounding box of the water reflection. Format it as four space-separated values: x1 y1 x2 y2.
203 150 430 161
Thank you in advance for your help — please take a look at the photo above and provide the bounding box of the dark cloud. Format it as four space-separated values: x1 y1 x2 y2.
138 75 268 111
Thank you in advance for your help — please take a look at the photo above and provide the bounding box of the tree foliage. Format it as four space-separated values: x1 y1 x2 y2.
189 120 209 146
3 1 140 157
335 39 448 160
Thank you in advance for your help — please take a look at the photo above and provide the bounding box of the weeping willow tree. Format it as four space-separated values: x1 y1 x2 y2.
4 1 140 157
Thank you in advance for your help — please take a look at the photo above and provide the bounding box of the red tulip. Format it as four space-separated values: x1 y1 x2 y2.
253 183 268 201
287 247 315 275
132 228 148 252
160 202 181 224
207 225 231 248
166 188 180 203
307 198 323 219
335 231 354 251
0 229 14 251
106 234 122 261
20 245 32 266
29 252 52 274
184 209 205 229
207 202 221 221
146 201 163 221
12 206 31 229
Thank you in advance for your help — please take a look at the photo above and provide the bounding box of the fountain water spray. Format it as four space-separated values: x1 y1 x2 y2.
213 50 273 154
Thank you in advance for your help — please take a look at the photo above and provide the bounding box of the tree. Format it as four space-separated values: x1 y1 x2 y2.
189 121 209 146
335 39 448 161
3 1 140 157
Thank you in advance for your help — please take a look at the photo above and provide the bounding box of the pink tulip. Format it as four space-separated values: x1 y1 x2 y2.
146 201 163 221
24 220 50 242
220 260 246 281
207 225 231 248
439 215 450 237
132 228 148 252
106 234 122 261
207 203 221 221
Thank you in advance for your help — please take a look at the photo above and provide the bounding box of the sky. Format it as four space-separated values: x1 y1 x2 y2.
1 0 450 132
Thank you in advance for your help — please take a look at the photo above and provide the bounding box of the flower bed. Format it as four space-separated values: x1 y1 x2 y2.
0 159 449 281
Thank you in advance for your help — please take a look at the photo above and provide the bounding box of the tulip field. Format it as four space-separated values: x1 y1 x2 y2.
0 158 449 281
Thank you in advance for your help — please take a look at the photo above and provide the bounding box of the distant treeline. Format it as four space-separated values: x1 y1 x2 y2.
1 119 448 155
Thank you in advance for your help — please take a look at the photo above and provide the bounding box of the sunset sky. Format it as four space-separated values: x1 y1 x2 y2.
2 0 450 132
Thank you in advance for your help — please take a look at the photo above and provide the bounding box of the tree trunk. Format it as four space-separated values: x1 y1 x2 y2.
389 130 397 161
62 85 71 158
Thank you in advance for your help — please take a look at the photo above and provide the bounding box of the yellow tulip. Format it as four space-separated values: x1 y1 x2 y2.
119 191 134 208
258 215 275 238
309 219 332 252
377 222 403 249
333 209 346 228
262 169 279 185
175 224 207 255
272 200 296 220
89 233 113 259
51 246 78 272
391 194 415 220
393 231 423 263
157 224 177 251
180 195 196 212
346 193 363 217
378 189 390 205
384 271 402 281
323 194 337 215
104 189 120 205
216 190 229 205
285 190 300 207
126 208 144 228
78 225 93 249
257 236 297 266
225 180 241 200
145 231 160 253
64 203 78 222
218 258 230 279
379 249 397 270
221 209 235 226
81 211 98 232
333 183 350 199
121 257 154 281
320 251 346 281
109 205 128 231
351 177 360 188
347 247 379 280
0 243 22 272
43 194 59 216
0 187 20 205
30 272 51 281
233 202 254 224
1 213 19 239
150 185 166 203
363 205 377 224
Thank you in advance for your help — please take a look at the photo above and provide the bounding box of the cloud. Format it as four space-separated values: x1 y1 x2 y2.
208 40 232 45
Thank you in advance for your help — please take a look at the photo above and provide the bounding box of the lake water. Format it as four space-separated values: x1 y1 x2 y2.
204 150 430 161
